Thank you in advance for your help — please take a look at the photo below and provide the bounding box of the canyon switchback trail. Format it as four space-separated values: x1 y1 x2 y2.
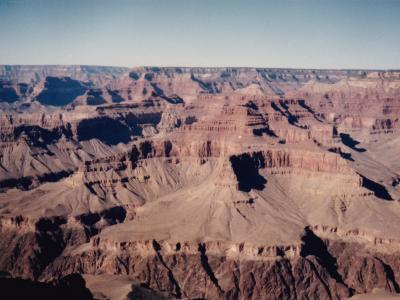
1 65 400 299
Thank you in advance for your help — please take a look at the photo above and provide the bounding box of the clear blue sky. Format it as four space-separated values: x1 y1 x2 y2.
0 0 399 69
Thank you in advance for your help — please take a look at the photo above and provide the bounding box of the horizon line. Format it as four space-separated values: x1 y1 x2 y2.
1 64 400 72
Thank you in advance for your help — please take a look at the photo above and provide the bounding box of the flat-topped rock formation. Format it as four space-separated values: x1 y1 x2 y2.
1 65 400 299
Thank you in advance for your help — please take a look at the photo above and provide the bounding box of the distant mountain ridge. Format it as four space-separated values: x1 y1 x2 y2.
1 65 400 107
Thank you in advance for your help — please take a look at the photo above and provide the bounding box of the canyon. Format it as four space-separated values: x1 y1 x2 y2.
0 65 400 299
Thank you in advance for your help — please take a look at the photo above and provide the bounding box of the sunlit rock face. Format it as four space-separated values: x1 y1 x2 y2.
1 65 400 299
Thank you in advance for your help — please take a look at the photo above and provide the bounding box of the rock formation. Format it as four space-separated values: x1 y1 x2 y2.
0 65 400 299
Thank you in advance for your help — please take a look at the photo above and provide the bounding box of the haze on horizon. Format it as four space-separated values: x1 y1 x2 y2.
0 0 399 69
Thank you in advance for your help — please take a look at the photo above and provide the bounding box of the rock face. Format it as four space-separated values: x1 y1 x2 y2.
1 65 400 299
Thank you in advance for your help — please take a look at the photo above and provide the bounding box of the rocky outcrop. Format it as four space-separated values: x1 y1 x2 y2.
35 228 399 300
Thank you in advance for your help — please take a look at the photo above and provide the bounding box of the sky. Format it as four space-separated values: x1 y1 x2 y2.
0 0 399 69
